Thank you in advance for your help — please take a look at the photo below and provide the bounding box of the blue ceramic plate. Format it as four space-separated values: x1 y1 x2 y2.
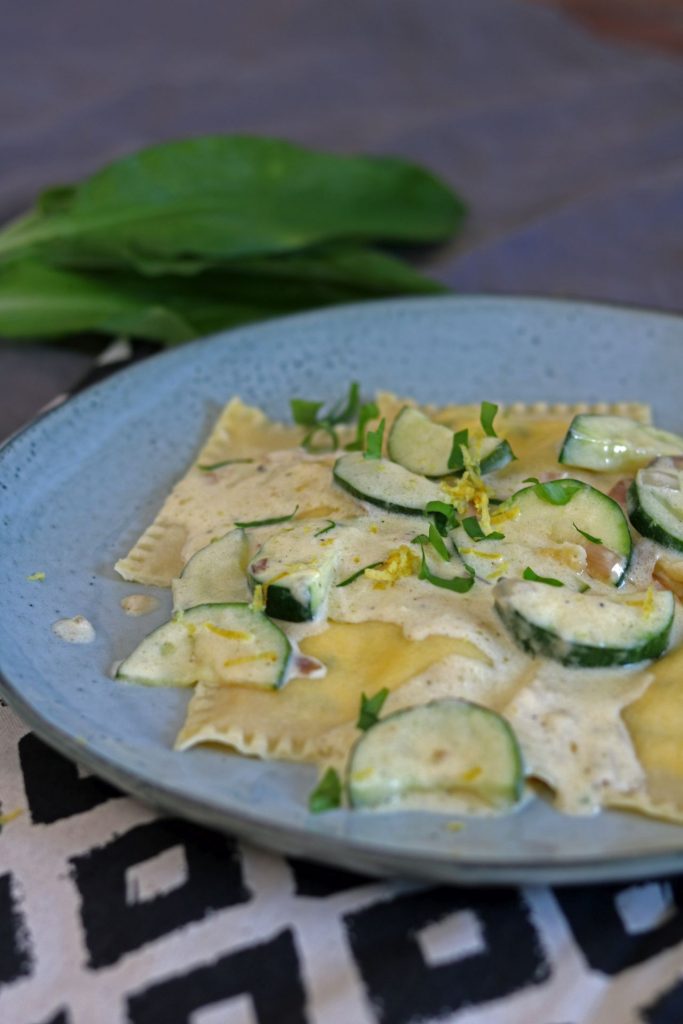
2 296 683 886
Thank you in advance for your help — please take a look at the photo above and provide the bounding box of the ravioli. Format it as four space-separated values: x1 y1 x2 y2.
115 393 683 822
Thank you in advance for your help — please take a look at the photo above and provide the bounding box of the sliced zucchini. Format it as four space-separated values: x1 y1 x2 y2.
248 519 338 621
494 579 674 667
347 699 523 810
117 602 291 688
628 457 683 553
172 529 249 611
387 406 455 476
559 414 683 473
387 406 514 477
333 451 443 514
479 437 515 475
453 479 632 586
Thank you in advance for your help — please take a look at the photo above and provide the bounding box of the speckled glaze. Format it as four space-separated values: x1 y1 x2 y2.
2 296 683 886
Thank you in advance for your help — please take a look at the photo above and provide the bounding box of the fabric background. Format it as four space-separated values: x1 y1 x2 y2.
1 1 683 1021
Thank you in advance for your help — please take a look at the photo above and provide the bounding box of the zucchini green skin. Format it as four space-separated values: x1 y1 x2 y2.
627 465 683 553
494 581 674 668
559 414 683 472
479 438 515 475
249 578 319 622
628 482 683 553
333 451 442 515
248 520 338 621
347 698 524 810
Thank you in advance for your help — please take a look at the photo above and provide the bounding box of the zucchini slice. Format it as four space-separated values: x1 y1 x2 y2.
387 406 513 477
494 579 674 667
172 530 249 611
333 451 443 514
347 699 523 810
453 479 632 586
479 437 515 475
248 519 338 621
387 406 455 476
628 456 683 553
559 414 683 473
117 602 291 688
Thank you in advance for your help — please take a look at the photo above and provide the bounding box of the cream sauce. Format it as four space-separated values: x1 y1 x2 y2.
52 616 96 644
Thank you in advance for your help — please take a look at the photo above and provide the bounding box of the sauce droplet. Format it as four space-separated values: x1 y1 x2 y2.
52 616 96 644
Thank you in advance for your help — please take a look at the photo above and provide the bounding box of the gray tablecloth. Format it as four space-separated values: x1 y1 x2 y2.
1 3 683 1023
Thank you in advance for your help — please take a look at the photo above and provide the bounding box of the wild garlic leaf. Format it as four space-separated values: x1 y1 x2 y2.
357 688 390 731
309 768 342 813
522 566 564 587
0 136 465 271
448 428 469 472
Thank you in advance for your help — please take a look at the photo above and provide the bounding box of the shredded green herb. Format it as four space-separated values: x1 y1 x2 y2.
533 479 583 506
364 417 386 460
461 516 505 542
357 688 390 731
425 499 459 535
308 767 342 813
336 561 383 588
480 401 499 437
573 522 603 545
314 520 336 537
345 400 380 452
578 582 592 593
447 428 469 472
291 399 325 426
522 476 540 484
235 506 299 528
418 546 475 593
522 566 564 587
198 458 254 471
291 381 362 452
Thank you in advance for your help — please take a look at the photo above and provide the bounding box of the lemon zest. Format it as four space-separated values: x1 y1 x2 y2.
205 623 253 641
223 651 278 668
365 546 420 588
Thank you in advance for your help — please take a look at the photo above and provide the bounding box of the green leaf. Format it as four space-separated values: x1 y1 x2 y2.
522 566 564 587
447 429 469 471
425 500 459 535
357 688 390 731
197 458 254 471
314 520 336 537
461 516 505 542
578 582 592 593
293 383 367 454
0 135 466 271
328 382 360 424
336 561 383 588
301 424 339 453
235 506 298 528
308 767 342 813
480 401 499 437
345 401 380 452
428 523 451 561
291 399 325 427
573 522 603 545
522 477 540 484
364 418 386 460
532 479 584 506
417 546 475 593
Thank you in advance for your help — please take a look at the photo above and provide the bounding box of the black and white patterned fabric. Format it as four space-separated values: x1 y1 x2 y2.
2 345 683 1024
3 704 683 1024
